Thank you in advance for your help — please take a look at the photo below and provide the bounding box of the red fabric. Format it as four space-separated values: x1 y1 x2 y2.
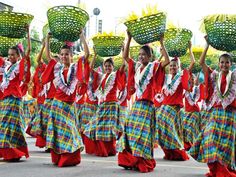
205 68 236 109
54 68 76 103
162 84 184 107
220 74 227 94
50 150 81 167
127 59 165 102
42 59 76 103
207 162 236 177
95 140 116 157
76 94 85 104
200 83 206 100
35 136 46 148
32 63 46 103
162 69 191 107
118 150 156 173
162 148 189 161
0 57 4 100
20 84 28 97
184 142 192 151
3 57 30 98
99 69 125 103
77 56 90 87
81 134 96 154
185 98 200 112
19 56 31 83
0 146 29 160
26 126 35 137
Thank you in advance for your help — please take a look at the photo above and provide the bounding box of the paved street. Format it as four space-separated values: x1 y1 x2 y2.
0 137 208 177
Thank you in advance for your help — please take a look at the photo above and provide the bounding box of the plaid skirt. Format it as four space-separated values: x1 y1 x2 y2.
119 106 128 131
83 102 122 141
181 110 200 144
46 99 83 154
118 100 155 159
30 99 53 138
79 102 97 132
75 103 84 128
190 108 236 170
20 99 36 129
200 110 212 132
155 105 184 150
0 96 27 148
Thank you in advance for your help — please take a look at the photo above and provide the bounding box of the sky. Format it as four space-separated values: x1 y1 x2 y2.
1 0 236 46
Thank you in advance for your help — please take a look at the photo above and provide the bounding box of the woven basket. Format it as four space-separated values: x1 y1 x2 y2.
92 36 125 57
47 5 89 42
204 15 236 52
0 36 21 57
164 28 192 57
42 24 64 54
0 11 33 38
124 12 166 45
130 46 141 60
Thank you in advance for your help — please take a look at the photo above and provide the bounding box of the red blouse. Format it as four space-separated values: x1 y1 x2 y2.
162 69 190 107
42 58 78 103
204 67 236 109
128 59 165 102
3 56 31 98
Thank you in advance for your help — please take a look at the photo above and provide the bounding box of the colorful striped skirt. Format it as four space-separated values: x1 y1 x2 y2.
21 99 36 129
46 99 83 154
83 102 122 141
182 110 200 145
200 110 212 132
189 107 236 170
0 96 29 159
118 100 155 159
119 105 128 131
30 99 53 139
155 105 184 150
75 103 84 129
79 102 97 132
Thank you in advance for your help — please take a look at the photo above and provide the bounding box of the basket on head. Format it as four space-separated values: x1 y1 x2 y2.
0 36 21 57
92 36 125 57
130 46 141 60
42 24 64 54
47 5 89 42
164 28 192 57
230 50 236 63
0 11 33 38
124 12 166 45
203 14 236 52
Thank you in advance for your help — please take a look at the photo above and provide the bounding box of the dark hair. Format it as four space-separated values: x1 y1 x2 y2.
9 46 21 56
103 57 114 66
219 53 232 63
60 45 73 54
140 45 153 57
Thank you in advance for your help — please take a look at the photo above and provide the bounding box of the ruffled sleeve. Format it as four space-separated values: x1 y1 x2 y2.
19 56 31 83
76 56 90 95
204 67 214 100
116 68 126 91
127 58 135 96
153 62 165 92
181 69 192 91
42 59 57 84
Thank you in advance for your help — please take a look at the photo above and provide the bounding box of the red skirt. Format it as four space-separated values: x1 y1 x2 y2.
162 148 189 161
50 149 81 167
0 146 29 161
118 150 156 173
82 134 116 157
206 162 236 177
